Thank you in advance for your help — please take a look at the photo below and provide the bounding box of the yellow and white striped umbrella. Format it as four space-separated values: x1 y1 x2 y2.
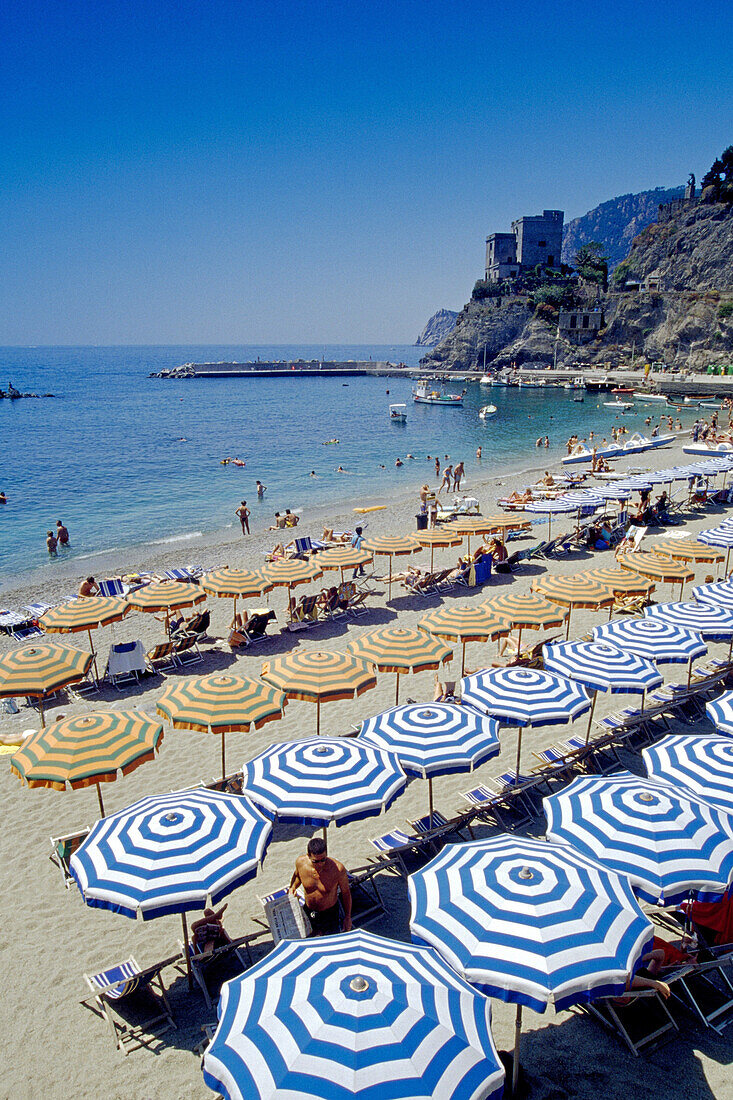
261 650 377 734
532 575 614 638
579 566 656 598
617 552 694 600
201 567 273 619
348 626 453 704
0 644 94 726
481 592 567 651
414 529 464 571
361 535 422 599
157 673 286 775
651 538 725 564
314 546 373 582
40 596 130 678
10 709 163 815
419 606 509 675
126 580 206 636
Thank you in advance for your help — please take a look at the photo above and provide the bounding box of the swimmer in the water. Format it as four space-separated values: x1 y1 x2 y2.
395 458 403 467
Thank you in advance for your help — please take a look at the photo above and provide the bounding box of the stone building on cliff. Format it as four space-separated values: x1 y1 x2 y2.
485 209 564 282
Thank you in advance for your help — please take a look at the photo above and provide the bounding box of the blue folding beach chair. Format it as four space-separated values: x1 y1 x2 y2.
99 578 125 597
84 954 178 1052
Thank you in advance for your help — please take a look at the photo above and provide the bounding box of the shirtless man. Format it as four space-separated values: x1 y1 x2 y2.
79 575 100 596
235 500 250 535
56 520 70 546
289 837 352 936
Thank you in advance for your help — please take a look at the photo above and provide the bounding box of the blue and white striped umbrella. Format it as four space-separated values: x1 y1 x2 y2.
71 789 272 919
524 498 577 539
358 703 500 778
460 666 590 775
694 580 733 610
698 526 733 574
592 618 706 663
358 702 500 822
240 738 406 828
644 601 733 640
542 640 663 694
408 835 652 1013
643 734 733 816
203 929 505 1100
544 771 733 904
558 490 604 508
593 483 631 501
706 691 733 735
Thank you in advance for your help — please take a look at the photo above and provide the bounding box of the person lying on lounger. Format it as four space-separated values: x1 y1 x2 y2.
191 905 232 956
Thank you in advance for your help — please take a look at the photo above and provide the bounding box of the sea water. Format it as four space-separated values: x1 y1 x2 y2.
0 345 691 582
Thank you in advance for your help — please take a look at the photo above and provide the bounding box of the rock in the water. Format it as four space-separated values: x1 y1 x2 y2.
415 308 459 346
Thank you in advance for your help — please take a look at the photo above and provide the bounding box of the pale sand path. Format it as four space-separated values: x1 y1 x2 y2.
1 436 732 1099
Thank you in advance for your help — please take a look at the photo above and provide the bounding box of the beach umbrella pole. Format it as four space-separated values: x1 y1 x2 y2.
388 558 393 601
221 733 227 778
38 694 45 728
512 1004 523 1094
181 913 193 990
395 672 400 706
316 698 321 736
514 725 525 780
461 640 467 677
95 781 105 817
428 775 434 824
87 628 99 682
565 607 572 640
585 691 598 744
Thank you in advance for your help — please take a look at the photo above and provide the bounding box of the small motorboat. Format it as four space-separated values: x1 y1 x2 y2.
478 404 497 419
611 386 634 395
479 374 492 385
700 401 723 410
572 394 584 403
389 403 407 423
633 391 667 402
603 400 634 410
412 379 465 405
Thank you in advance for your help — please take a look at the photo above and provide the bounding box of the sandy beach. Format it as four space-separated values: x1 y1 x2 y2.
2 435 733 1100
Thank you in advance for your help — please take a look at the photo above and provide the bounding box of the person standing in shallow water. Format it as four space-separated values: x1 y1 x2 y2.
235 500 250 535
46 530 57 556
56 520 69 546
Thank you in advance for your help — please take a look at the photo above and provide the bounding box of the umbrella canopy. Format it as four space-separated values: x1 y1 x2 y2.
126 579 206 614
531 575 614 637
544 771 733 904
694 580 733 610
40 596 129 633
156 673 286 775
259 558 323 590
0 643 93 726
261 651 377 735
71 788 272 918
361 535 422 599
592 484 631 501
523 498 577 539
579 566 655 598
408 835 652 1013
643 734 733 816
313 545 373 581
480 592 567 653
651 538 724 563
543 640 663 694
414 528 463 570
202 929 505 1100
697 526 733 574
460 666 590 775
616 552 694 598
706 690 733 734
9 709 163 816
346 626 452 705
557 490 604 508
418 605 508 675
240 737 406 829
359 701 500 820
592 617 706 664
201 568 273 618
644 600 733 640
445 515 531 552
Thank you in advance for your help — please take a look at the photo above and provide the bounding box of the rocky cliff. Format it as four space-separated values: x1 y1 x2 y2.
421 201 733 373
415 308 459 345
561 186 684 270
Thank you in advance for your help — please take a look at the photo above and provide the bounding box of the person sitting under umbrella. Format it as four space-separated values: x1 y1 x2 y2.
191 904 232 957
289 838 352 936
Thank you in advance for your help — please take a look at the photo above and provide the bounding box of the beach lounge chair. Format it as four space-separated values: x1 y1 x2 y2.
99 578 126 597
145 641 177 674
459 779 535 831
205 772 244 794
162 567 198 582
256 888 311 943
178 932 266 1011
584 986 679 1056
173 634 203 666
107 640 146 686
616 525 647 554
285 594 320 631
241 609 276 644
83 954 180 1053
49 826 90 888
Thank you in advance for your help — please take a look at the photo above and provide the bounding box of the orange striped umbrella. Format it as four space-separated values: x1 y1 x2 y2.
617 552 694 600
481 592 568 652
361 535 422 599
10 710 163 815
157 673 286 775
532 575 614 637
418 606 508 675
415 530 463 571
40 597 129 679
447 515 532 549
315 546 374 583
126 580 206 636
0 644 93 726
261 650 377 734
579 566 656 598
259 559 324 613
651 538 725 564
201 567 273 620
347 626 453 704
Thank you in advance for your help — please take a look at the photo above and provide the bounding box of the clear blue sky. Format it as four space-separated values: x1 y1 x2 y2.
1 0 731 344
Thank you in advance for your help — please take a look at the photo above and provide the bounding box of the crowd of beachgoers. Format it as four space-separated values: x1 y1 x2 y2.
2 432 733 1099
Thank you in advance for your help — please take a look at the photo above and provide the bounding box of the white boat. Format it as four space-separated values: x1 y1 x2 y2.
603 400 634 410
619 432 674 454
633 391 667 402
562 443 622 465
388 403 407 422
411 378 465 406
682 441 733 456
478 404 497 419
518 378 545 388
479 374 492 385
700 401 723 410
